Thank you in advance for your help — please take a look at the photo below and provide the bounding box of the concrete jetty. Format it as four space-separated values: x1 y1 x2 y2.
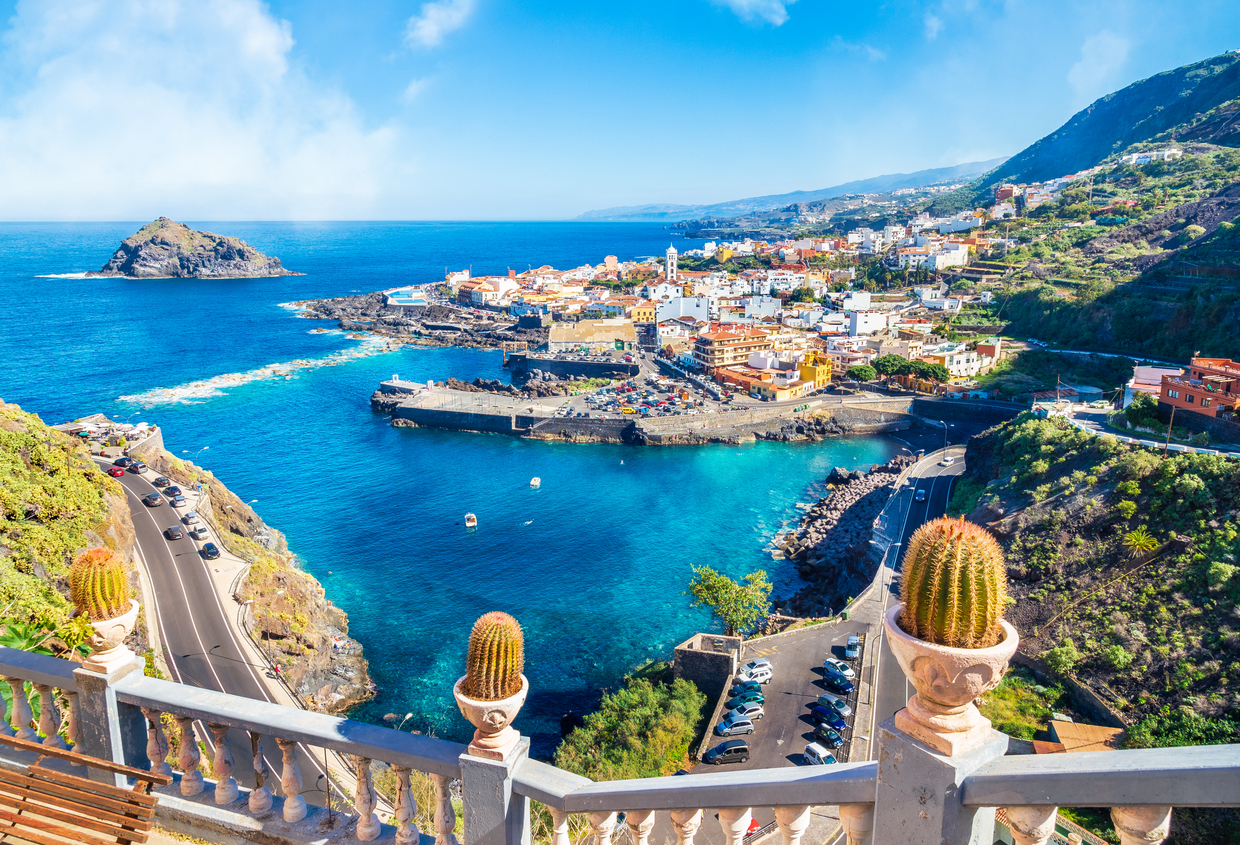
378 378 562 435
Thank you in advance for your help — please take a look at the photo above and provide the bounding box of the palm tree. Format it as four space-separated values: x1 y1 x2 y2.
1122 526 1159 559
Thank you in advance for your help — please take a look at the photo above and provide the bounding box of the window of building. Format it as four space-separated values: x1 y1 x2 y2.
1186 394 1195 404
1202 397 1211 408
1168 389 1179 399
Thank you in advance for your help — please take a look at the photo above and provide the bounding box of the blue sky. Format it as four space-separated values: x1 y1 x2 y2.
0 0 1237 220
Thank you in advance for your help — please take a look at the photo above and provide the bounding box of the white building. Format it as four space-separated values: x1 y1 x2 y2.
849 311 888 337
655 295 712 324
665 245 678 282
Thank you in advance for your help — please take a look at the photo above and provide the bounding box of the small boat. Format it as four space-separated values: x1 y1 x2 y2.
464 513 478 528
530 477 541 488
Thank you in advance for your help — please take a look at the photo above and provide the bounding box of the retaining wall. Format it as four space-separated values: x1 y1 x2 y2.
911 397 1024 425
506 353 639 381
393 406 522 435
1156 401 1240 445
527 416 635 443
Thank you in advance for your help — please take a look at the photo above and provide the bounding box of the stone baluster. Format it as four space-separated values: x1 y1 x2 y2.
627 810 655 845
63 691 82 760
175 715 204 796
392 765 420 845
207 724 240 804
248 733 273 813
717 808 752 845
275 738 307 822
351 755 381 841
838 804 874 845
1005 806 1058 845
669 809 704 845
32 683 67 750
1111 806 1173 845
431 773 458 845
588 811 616 845
549 808 572 845
140 708 172 776
774 806 810 845
3 677 36 740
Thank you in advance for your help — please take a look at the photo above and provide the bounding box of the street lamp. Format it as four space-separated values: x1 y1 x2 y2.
396 712 415 732
182 446 210 462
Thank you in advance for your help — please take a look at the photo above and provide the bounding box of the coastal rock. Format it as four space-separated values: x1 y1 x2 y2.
87 218 299 278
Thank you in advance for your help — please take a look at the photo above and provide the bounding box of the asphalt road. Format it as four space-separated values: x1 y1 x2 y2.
871 453 965 735
99 459 343 807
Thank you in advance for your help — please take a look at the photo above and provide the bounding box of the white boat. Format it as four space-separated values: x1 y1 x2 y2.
464 513 478 528
530 477 541 488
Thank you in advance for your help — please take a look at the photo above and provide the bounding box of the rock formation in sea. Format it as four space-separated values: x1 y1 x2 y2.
87 217 299 278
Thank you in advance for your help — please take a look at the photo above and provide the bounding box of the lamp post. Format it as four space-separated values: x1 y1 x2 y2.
396 712 415 732
182 446 210 463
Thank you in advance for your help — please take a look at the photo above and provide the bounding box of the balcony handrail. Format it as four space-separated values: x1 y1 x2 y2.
961 745 1240 807
513 757 878 812
0 647 78 691
111 673 466 778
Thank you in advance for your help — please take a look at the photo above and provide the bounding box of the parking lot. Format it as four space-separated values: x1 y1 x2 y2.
695 622 867 772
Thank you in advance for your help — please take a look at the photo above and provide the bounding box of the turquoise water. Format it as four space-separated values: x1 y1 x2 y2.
0 223 897 754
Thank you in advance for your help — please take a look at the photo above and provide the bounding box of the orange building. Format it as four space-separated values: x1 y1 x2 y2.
692 329 772 375
1159 357 1240 420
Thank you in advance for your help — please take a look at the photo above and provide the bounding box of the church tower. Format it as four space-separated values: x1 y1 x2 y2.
665 244 678 281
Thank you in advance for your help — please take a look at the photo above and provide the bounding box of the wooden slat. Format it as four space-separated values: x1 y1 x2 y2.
0 771 155 821
0 820 84 845
0 792 149 843
25 768 158 807
0 806 120 845
0 782 153 829
0 789 152 835
0 735 171 786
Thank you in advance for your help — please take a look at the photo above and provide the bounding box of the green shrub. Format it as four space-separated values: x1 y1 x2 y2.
1116 500 1138 520
1116 480 1141 497
1042 638 1083 675
1102 644 1134 670
1207 561 1237 592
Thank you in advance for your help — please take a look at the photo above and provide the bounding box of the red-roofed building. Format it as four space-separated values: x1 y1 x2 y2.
1159 357 1240 420
692 328 773 375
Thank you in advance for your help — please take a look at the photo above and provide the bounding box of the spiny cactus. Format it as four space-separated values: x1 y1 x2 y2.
899 517 1008 649
69 548 132 622
463 611 524 701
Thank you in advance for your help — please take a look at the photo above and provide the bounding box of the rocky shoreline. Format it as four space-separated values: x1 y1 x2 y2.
772 455 913 618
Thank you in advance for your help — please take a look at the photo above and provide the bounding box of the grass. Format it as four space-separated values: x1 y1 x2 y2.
977 666 1061 740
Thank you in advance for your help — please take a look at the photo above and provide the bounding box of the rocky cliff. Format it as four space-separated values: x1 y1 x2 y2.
87 217 299 279
140 448 373 715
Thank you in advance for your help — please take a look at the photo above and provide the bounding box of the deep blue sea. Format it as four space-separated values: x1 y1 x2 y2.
0 222 898 754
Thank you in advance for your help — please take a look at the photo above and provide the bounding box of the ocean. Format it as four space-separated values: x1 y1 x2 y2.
0 222 898 754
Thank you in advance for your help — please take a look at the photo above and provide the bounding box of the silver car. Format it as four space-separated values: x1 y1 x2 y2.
715 716 755 737
726 702 764 722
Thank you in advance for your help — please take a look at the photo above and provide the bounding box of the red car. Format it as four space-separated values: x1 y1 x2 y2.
107 466 126 477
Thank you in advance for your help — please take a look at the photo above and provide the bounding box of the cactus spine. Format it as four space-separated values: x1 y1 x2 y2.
69 548 132 622
463 612 524 701
899 517 1008 649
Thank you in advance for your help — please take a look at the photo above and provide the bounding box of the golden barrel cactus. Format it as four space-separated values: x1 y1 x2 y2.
898 517 1008 649
463 611 525 701
69 548 132 622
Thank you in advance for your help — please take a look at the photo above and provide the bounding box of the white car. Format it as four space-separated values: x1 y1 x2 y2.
939 456 956 467
740 658 771 674
736 665 772 685
182 511 200 525
823 657 855 680
189 525 209 540
803 743 837 766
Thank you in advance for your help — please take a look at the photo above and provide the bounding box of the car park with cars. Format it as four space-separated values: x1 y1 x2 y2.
715 715 754 737
725 702 764 722
725 690 764 709
703 740 749 765
823 657 854 679
736 665 772 685
844 635 861 660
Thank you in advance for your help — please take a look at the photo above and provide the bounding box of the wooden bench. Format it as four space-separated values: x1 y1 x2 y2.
0 732 173 845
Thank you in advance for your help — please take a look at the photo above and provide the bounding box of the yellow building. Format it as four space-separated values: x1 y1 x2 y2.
629 302 656 323
798 355 833 388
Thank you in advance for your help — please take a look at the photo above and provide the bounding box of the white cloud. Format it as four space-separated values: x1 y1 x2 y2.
0 0 410 220
710 0 798 26
404 78 431 102
923 13 943 40
406 0 477 49
1067 30 1131 106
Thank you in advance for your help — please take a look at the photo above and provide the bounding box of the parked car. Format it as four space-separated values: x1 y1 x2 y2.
810 705 846 731
182 511 200 525
108 466 127 477
141 493 163 507
740 658 771 674
715 715 754 737
164 526 185 540
164 486 182 497
814 725 844 748
729 680 762 697
726 690 765 709
703 740 749 765
152 476 171 488
112 457 134 468
817 692 852 718
170 495 188 508
127 461 147 474
201 542 221 560
736 665 772 685
844 635 861 660
823 657 855 680
915 488 927 502
822 673 855 696
189 525 209 540
725 702 764 722
939 456 956 467
803 743 837 766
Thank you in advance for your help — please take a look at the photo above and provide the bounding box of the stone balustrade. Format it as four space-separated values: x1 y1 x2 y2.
1 642 1238 845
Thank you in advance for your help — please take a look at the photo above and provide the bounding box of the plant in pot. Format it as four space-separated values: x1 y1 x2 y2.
452 611 529 761
70 548 140 674
883 516 1019 755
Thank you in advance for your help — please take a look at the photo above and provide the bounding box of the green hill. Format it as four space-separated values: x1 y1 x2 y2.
929 51 1240 213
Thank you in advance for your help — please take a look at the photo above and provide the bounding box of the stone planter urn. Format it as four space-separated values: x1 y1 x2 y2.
81 599 141 674
884 603 1019 756
453 674 529 761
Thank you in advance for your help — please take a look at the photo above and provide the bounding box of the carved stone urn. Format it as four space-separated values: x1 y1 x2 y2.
453 674 529 761
81 599 141 674
883 603 1019 755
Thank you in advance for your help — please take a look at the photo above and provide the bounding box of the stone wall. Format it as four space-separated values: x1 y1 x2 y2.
526 416 636 443
127 427 166 462
674 633 740 707
1010 653 1129 729
1156 401 1240 444
392 405 522 435
911 397 1024 425
506 353 639 381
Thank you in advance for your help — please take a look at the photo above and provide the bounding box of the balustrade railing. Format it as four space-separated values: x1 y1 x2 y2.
1 643 1238 845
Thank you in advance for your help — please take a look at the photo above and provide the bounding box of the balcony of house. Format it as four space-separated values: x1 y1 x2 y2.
1 621 1238 845
1159 375 1238 419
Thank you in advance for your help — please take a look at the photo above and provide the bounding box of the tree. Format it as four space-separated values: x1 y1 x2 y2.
870 354 910 386
787 286 817 304
921 363 950 386
846 365 877 383
687 566 772 637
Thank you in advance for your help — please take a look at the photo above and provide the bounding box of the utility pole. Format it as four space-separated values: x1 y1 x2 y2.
1162 405 1178 458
